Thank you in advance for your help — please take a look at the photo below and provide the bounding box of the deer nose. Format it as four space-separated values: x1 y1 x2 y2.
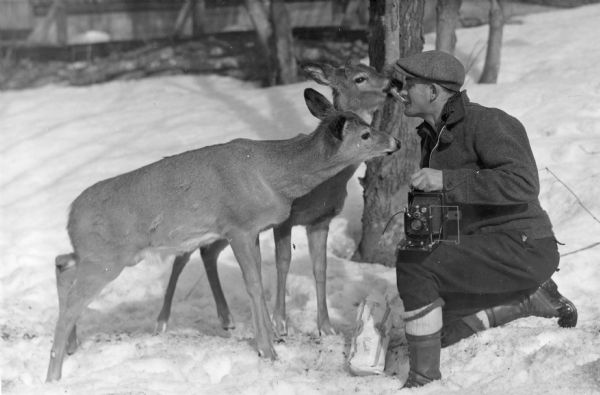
386 136 401 153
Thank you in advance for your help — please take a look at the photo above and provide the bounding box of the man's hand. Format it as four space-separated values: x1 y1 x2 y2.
410 168 443 192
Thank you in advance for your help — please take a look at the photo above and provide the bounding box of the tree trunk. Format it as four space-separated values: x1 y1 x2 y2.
354 0 424 266
244 0 276 85
270 0 297 84
479 0 504 83
435 0 462 54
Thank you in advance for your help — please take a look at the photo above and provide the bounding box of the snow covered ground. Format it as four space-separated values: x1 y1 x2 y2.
2 4 600 395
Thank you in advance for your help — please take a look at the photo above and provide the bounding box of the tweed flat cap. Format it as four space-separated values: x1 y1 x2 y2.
393 50 465 92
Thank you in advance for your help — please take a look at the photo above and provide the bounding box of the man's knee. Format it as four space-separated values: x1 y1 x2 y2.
396 260 430 288
397 261 440 311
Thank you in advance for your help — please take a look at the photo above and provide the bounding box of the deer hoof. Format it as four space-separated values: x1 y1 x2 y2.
66 339 79 355
257 344 278 360
318 322 337 336
154 321 168 335
273 318 288 338
220 314 236 330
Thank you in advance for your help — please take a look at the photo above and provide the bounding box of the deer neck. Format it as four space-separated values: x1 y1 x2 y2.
264 132 349 200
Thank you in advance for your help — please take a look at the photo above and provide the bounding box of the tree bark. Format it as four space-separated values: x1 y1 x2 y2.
270 0 297 84
435 0 462 54
354 0 424 266
479 0 504 83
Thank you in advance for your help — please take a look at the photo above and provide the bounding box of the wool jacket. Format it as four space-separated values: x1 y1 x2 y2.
417 91 554 239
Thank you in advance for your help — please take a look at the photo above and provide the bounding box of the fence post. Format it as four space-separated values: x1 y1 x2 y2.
173 0 191 37
55 0 68 45
191 0 206 36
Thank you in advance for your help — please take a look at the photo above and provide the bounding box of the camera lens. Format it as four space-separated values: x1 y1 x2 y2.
410 219 423 231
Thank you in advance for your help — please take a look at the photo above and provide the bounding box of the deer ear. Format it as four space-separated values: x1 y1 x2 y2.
301 63 333 86
327 115 347 141
304 88 334 120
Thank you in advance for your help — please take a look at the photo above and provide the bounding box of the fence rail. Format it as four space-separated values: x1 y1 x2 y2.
0 0 34 30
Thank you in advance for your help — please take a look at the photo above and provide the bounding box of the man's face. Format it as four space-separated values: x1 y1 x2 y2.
389 77 433 119
401 77 433 118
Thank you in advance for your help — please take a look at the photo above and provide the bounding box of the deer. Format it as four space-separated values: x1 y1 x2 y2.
46 86 399 382
154 61 391 338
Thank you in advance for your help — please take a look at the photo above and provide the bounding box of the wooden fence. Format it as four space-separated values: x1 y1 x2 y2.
0 0 34 33
0 0 367 45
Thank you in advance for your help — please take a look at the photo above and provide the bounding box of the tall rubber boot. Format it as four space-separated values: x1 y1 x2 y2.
486 278 578 328
441 278 577 348
404 330 442 388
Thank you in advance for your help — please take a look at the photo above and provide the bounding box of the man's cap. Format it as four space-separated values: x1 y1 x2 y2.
393 50 465 92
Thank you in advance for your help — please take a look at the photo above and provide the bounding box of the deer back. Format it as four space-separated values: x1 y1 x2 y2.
67 94 398 260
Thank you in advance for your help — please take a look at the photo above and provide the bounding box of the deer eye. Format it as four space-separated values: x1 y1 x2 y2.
361 132 371 140
354 76 366 84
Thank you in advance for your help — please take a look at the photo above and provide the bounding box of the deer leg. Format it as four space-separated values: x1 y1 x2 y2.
248 234 275 344
54 254 80 355
201 239 235 330
46 258 124 382
155 251 193 334
229 232 277 359
273 222 292 336
306 220 336 335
